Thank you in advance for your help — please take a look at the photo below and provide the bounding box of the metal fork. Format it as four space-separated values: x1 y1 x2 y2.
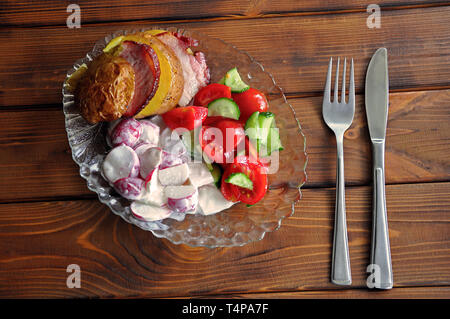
322 57 355 286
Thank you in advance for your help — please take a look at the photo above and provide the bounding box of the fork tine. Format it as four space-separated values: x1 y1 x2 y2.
348 58 355 105
334 57 340 103
341 58 347 103
324 57 332 103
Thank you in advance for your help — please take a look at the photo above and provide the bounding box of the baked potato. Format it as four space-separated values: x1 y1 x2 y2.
76 53 135 124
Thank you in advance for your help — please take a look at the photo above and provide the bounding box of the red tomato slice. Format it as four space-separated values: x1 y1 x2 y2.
203 116 227 127
221 156 268 205
161 106 208 130
194 83 232 106
199 120 244 164
232 88 269 123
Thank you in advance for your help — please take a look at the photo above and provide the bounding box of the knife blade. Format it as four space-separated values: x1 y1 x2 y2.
365 48 393 290
365 48 389 141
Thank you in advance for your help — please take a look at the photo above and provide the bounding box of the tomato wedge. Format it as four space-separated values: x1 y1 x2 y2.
194 83 232 106
161 106 208 130
221 156 268 205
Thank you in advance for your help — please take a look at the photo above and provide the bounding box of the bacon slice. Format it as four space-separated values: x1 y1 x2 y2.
156 32 210 106
120 41 160 117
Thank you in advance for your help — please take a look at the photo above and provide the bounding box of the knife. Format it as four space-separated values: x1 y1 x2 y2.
365 48 393 289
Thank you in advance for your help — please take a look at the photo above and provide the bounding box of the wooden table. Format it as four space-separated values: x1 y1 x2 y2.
0 1 449 299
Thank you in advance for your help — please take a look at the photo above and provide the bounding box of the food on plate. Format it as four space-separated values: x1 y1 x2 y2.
131 201 171 221
118 40 160 117
73 30 208 123
165 185 199 213
232 87 269 123
102 144 140 183
104 32 185 118
114 177 145 200
193 83 231 106
154 31 210 106
76 54 135 124
162 106 208 130
221 156 268 205
74 30 285 222
218 67 250 93
110 118 143 147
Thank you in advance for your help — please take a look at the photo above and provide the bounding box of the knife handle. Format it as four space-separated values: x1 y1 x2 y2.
331 136 352 286
370 141 393 289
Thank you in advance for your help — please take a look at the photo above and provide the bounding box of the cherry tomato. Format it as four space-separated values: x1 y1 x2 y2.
220 156 268 205
203 116 227 127
162 106 208 130
232 88 269 123
194 83 232 106
199 120 245 164
214 120 246 150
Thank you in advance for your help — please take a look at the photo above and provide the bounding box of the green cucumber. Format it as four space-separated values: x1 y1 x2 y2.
244 111 283 156
259 112 283 156
258 112 275 146
208 97 240 120
225 172 253 190
210 164 222 188
266 126 284 156
244 111 260 140
219 67 250 93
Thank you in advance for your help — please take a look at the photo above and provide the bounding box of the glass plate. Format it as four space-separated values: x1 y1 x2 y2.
62 27 307 248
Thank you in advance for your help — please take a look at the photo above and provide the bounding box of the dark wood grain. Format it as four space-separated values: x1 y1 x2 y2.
1 7 450 107
0 182 448 298
0 90 449 202
198 286 450 299
1 1 445 27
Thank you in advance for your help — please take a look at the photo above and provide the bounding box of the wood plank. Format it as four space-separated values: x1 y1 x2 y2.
1 1 444 27
1 7 450 106
0 182 448 298
198 286 450 299
1 89 449 202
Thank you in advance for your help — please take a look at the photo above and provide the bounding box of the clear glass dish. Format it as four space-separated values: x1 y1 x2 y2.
62 27 307 248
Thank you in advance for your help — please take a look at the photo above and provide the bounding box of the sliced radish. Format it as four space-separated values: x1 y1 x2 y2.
138 120 160 146
159 150 186 169
158 163 189 186
140 173 167 206
139 147 163 179
131 202 171 221
148 115 167 130
110 118 143 148
165 185 198 213
102 144 139 183
188 162 214 188
133 142 153 158
198 184 235 215
113 177 144 200
106 118 123 147
159 127 187 156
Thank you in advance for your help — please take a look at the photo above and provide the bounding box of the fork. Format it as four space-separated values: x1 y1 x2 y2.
322 57 354 286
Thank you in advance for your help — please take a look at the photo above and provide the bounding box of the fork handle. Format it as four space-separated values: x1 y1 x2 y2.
370 141 393 289
331 136 352 285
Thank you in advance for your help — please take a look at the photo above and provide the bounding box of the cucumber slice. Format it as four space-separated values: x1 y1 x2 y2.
210 164 222 188
220 67 250 93
208 97 240 120
266 127 284 156
225 172 253 190
255 112 284 156
244 111 260 140
258 112 275 146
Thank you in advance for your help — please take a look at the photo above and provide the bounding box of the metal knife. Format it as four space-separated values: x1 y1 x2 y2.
365 48 393 289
